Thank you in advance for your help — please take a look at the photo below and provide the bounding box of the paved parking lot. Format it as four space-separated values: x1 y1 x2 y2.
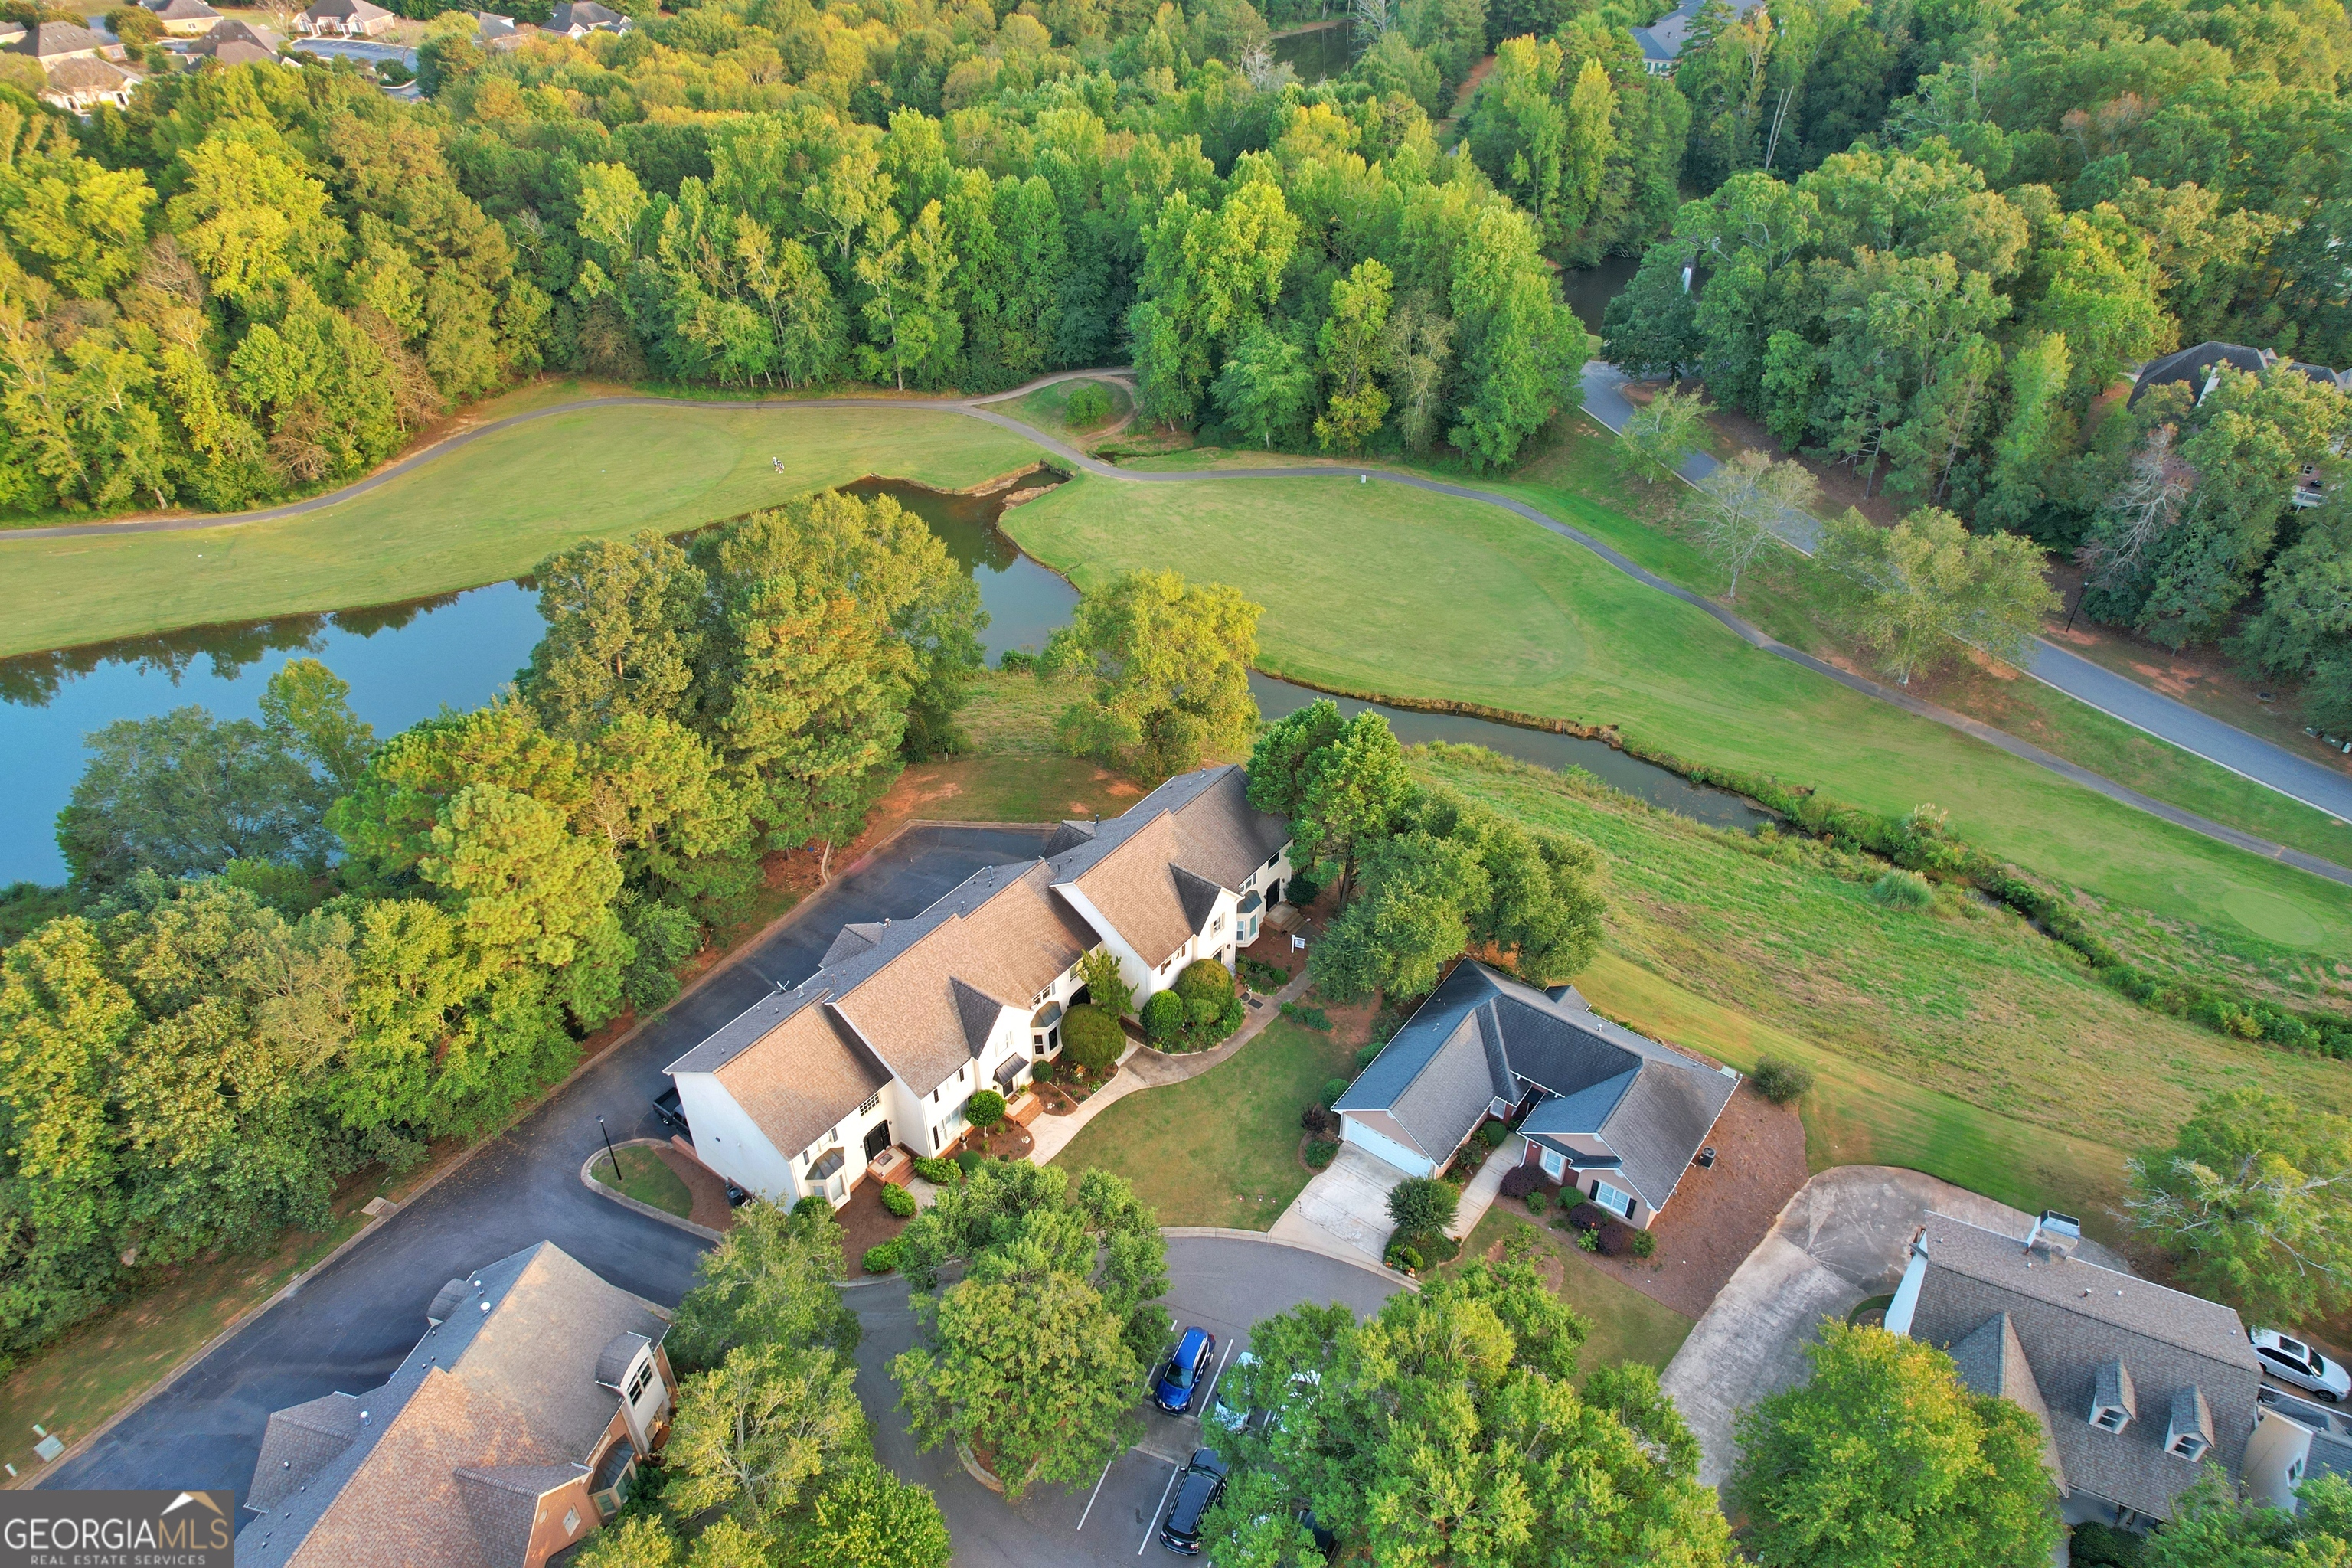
852 1233 1400 1566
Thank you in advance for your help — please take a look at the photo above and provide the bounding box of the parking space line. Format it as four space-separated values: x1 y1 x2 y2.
1075 1449 1120 1533
1141 1459 1184 1555
1196 1338 1236 1430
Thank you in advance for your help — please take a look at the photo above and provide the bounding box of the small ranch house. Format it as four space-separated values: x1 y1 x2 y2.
666 764 1292 1207
296 0 397 36
1332 960 1737 1227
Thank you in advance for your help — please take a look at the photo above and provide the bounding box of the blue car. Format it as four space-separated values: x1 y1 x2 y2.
1155 1327 1217 1413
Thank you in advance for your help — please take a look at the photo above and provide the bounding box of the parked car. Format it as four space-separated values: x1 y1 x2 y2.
652 1085 688 1134
1206 1351 1256 1432
1159 1448 1227 1555
1155 1327 1217 1414
724 1180 752 1207
2252 1328 2352 1400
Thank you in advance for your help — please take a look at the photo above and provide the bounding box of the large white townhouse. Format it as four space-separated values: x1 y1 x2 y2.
665 764 1293 1207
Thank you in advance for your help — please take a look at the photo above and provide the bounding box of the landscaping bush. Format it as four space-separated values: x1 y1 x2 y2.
1354 1040 1384 1070
1305 1139 1338 1169
1868 868 1936 910
998 648 1037 674
913 1155 960 1184
966 1090 1006 1130
1526 1190 1550 1214
1061 1004 1123 1072
2067 1523 2144 1567
1478 1121 1509 1148
1301 1102 1337 1136
1751 1056 1815 1106
1565 1201 1608 1233
1031 1059 1054 1083
952 1149 985 1176
1142 989 1188 1045
1629 1227 1656 1259
1395 1228 1461 1266
1174 958 1235 1011
792 1196 837 1223
880 1182 918 1218
1065 381 1114 426
1597 1221 1633 1256
1498 1165 1544 1200
1321 1076 1351 1107
1283 1001 1332 1031
862 1240 902 1274
1285 871 1321 905
1387 1176 1460 1235
1240 957 1289 991
1389 1243 1423 1272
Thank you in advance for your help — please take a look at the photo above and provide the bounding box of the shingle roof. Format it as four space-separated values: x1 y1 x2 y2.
550 0 626 26
236 1240 665 1568
1949 1312 2066 1488
144 0 220 19
2129 341 2273 407
454 1465 583 1566
245 1391 364 1514
594 1331 651 1390
302 0 391 18
1906 1213 2262 1520
1338 962 1736 1204
44 56 132 90
711 1003 890 1165
198 17 283 50
14 23 106 58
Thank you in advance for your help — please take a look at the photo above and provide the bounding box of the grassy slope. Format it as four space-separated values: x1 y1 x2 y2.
1008 377 1132 447
1001 469 2352 968
0 403 1045 657
1451 1205 1696 1377
592 1146 694 1219
1052 1017 1361 1229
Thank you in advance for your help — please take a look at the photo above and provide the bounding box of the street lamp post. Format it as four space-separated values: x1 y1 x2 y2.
597 1113 619 1181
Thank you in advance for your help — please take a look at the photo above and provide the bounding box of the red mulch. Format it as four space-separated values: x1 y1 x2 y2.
1557 1083 1808 1319
838 1175 911 1276
651 1143 738 1233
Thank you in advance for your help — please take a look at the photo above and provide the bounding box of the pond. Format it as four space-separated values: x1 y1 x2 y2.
1273 20 1354 82
0 475 1768 884
1560 254 1644 338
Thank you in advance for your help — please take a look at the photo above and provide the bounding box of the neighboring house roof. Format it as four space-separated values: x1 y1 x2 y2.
476 8 516 33
1334 961 1737 1204
11 22 109 58
207 39 279 63
668 765 1288 1143
2122 340 2350 407
302 0 393 21
43 55 134 93
548 0 627 28
143 0 222 21
196 18 284 52
1632 0 1765 64
237 1240 667 1568
1904 1212 2262 1521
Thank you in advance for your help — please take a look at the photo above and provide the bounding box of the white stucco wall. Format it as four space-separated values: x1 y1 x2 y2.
673 1070 799 1202
2246 1406 2317 1511
1339 1113 1435 1178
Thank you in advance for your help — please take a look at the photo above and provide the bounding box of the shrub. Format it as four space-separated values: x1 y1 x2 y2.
1065 381 1114 426
1174 958 1235 1011
999 648 1037 674
792 1196 836 1223
913 1155 960 1184
1285 871 1321 905
1305 1139 1338 1169
1396 1228 1461 1266
1389 1244 1423 1272
1478 1121 1509 1148
966 1090 1006 1129
1061 1004 1123 1072
2067 1523 2144 1567
1142 989 1188 1045
1526 1190 1550 1214
1321 1076 1351 1107
1283 1001 1332 1031
1240 957 1288 990
1076 948 1134 1019
1387 1176 1460 1234
1597 1221 1632 1256
1629 1227 1656 1258
1354 1040 1384 1070
1576 1227 1601 1253
1867 868 1936 910
1498 1165 1544 1200
1565 1201 1608 1233
952 1149 985 1176
1751 1056 1815 1106
1301 1102 1337 1136
880 1183 918 1218
862 1240 902 1274
1030 1059 1054 1083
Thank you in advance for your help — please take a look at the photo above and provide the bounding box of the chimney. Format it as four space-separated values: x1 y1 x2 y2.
2023 1210 2082 1260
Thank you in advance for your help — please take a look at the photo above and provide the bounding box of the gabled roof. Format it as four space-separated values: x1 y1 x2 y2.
2129 341 2272 407
302 0 391 20
548 0 627 28
1950 1312 2066 1490
1631 0 1764 62
237 1241 665 1568
712 1002 890 1161
454 1465 585 1565
1048 765 1287 968
197 18 283 52
44 56 133 90
1906 1212 2261 1521
12 23 107 58
143 0 221 19
1338 961 1736 1203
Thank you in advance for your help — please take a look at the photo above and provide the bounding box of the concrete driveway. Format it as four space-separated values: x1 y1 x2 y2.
853 1233 1400 1567
1660 1165 2129 1488
1269 1144 1413 1267
42 825 1054 1501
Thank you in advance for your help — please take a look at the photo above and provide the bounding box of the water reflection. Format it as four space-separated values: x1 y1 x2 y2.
1559 255 1643 338
1272 21 1354 82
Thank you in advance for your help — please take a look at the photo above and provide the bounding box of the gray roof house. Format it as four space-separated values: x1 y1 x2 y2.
547 0 629 35
2131 340 2352 407
666 764 1292 1210
235 1241 677 1568
140 0 223 34
1331 959 1738 1223
1632 0 1767 74
1888 1211 2264 1526
10 22 110 60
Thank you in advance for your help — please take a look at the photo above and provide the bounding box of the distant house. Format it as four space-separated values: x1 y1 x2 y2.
141 0 224 36
1888 1210 2265 1527
2248 1385 2352 1516
41 54 137 110
296 0 397 37
2128 341 2351 509
1632 0 1767 74
234 1241 678 1568
546 0 629 35
666 764 1292 1208
10 21 112 63
1331 959 1739 1223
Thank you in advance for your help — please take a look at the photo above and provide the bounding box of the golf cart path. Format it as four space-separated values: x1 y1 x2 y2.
10 367 2347 885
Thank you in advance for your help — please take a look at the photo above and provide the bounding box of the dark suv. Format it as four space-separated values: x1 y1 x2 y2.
1155 1327 1217 1413
1158 1448 1227 1555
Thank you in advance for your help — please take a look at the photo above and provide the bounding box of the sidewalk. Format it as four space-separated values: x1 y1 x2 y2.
1025 971 1315 1166
1447 1138 1516 1240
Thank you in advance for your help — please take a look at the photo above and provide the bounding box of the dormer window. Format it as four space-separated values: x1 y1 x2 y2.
2089 1360 2135 1434
2167 1387 2213 1461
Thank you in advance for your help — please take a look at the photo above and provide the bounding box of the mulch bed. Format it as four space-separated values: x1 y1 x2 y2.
649 1143 738 1233
1547 1083 1807 1319
837 1174 911 1276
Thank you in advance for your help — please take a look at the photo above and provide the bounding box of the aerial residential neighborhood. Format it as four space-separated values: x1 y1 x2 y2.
0 0 2349 1563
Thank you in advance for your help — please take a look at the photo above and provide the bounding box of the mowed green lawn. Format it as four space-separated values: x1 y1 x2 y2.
1053 1017 1359 1229
1451 1206 1696 1378
0 403 1047 657
1001 472 2352 961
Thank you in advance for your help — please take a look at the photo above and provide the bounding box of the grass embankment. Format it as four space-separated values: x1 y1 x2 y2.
1451 1207 1697 1377
1004 377 1132 447
593 1146 695 1220
0 396 1047 658
1053 1018 1361 1229
1000 468 2352 984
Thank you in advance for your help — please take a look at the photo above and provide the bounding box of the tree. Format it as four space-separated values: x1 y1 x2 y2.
1613 385 1713 490
1730 1321 2061 1568
670 1197 861 1371
1310 828 1485 999
782 1456 953 1568
1815 507 2056 684
1601 244 1702 382
1315 259 1393 452
1246 698 1348 818
666 1342 867 1523
1294 710 1410 904
2144 1468 2352 1568
1687 448 1815 601
1214 322 1316 449
1057 570 1263 779
520 531 708 740
1076 946 1134 1020
2125 1089 2352 1327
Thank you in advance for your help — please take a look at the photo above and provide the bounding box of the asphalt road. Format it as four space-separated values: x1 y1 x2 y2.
41 824 1054 1501
852 1235 1402 1568
1578 362 2352 828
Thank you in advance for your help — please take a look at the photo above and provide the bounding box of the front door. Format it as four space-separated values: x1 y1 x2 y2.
864 1122 892 1161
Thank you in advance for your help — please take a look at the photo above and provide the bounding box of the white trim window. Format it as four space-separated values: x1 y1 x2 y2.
1592 1180 1637 1220
1538 1146 1566 1181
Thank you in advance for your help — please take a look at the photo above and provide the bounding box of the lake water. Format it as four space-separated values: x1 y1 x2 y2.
1560 255 1643 338
0 475 1766 884
1273 21 1354 82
